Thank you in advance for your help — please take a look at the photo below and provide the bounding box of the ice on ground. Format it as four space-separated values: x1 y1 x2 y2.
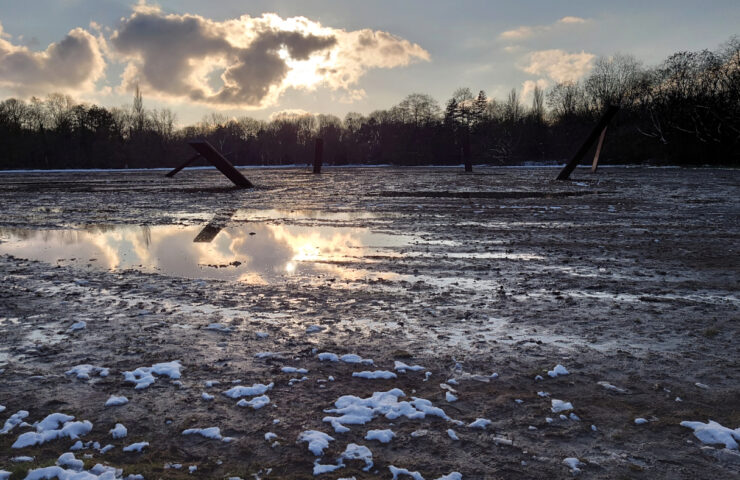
237 395 270 409
551 399 574 413
563 457 584 473
680 420 740 449
352 370 397 379
323 389 451 433
183 427 234 443
597 381 628 393
318 352 339 362
547 365 569 378
123 441 149 452
223 383 274 399
282 366 309 374
12 413 92 448
123 360 183 389
68 321 87 332
468 418 491 429
202 392 214 401
394 361 425 372
298 430 334 456
634 418 648 425
110 423 128 439
206 323 232 332
0 410 29 434
264 432 277 441
365 429 395 443
105 395 129 407
11 456 34 462
695 382 710 389
447 429 459 440
65 364 110 380
445 392 458 402
57 452 84 470
389 465 424 480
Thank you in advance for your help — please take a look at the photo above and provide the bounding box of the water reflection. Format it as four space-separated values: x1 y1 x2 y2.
0 214 409 284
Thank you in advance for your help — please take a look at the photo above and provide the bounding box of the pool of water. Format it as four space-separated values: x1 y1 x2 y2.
0 210 412 284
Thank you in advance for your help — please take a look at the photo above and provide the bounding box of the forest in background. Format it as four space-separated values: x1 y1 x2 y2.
0 38 737 170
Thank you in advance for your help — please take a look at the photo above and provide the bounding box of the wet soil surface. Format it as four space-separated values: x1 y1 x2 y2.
0 167 739 479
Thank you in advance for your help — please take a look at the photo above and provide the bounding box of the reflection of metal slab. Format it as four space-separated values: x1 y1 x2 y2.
187 140 253 188
165 154 200 178
557 105 619 180
193 209 237 243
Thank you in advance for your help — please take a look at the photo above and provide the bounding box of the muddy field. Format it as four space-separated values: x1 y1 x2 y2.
0 166 738 479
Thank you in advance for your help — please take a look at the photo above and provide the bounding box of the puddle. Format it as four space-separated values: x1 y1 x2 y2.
0 210 412 284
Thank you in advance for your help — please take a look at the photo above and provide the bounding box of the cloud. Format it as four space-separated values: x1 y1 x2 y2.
500 16 590 40
521 78 550 100
520 49 595 83
0 22 105 95
110 5 429 108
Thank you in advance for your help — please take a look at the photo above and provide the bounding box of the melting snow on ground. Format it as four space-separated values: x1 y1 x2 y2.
12 413 92 448
551 399 574 413
182 427 234 443
65 364 110 380
680 420 740 449
110 423 128 438
322 388 451 433
122 441 149 452
223 383 274 399
105 395 129 407
1 410 29 434
298 430 334 456
123 360 182 389
352 370 397 380
547 365 569 378
237 395 270 409
365 429 395 443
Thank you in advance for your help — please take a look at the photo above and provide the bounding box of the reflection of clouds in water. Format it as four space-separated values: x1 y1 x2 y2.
0 222 404 284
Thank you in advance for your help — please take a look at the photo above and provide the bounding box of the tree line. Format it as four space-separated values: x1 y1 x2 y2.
0 38 737 170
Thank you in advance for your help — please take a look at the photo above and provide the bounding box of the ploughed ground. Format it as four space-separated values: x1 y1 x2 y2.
0 167 738 479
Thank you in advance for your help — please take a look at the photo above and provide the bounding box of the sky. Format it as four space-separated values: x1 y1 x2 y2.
0 0 737 125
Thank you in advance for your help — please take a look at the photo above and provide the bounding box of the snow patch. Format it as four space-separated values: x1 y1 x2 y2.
12 413 92 448
183 427 234 443
65 364 110 380
547 365 569 378
237 395 270 409
298 430 334 456
123 360 182 389
223 383 273 399
110 423 128 439
105 395 129 407
551 399 574 413
680 420 740 449
365 429 395 443
352 370 397 380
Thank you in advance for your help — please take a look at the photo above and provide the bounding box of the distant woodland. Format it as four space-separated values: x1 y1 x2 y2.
0 39 737 170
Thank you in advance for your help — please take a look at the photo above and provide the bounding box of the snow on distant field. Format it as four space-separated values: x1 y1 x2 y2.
563 457 584 473
339 354 373 365
205 323 232 332
105 395 129 407
322 389 451 433
394 361 425 372
183 427 234 443
298 430 334 456
123 441 149 452
123 360 183 389
468 418 491 429
282 366 309 374
365 429 395 443
223 383 273 399
551 399 574 413
110 423 128 439
237 395 270 409
1 410 29 434
547 365 569 378
680 420 740 449
12 413 92 448
67 321 87 332
353 370 397 380
65 364 110 380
